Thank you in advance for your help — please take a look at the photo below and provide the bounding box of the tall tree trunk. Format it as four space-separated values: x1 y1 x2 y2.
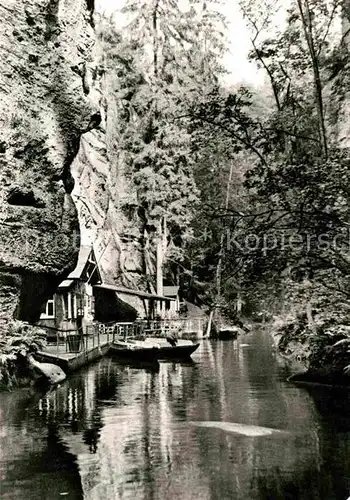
304 275 316 332
207 161 234 336
200 1 208 77
153 0 159 77
156 217 167 315
297 0 327 322
216 161 234 305
156 220 163 293
251 39 281 112
297 0 328 158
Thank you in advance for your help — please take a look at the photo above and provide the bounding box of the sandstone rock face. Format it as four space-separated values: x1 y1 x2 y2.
72 53 145 289
0 0 98 325
72 128 144 287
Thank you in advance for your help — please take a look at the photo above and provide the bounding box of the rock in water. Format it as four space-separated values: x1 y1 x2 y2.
189 421 287 437
28 355 66 385
0 0 98 326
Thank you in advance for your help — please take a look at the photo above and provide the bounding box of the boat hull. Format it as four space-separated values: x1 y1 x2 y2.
109 341 199 361
156 343 199 359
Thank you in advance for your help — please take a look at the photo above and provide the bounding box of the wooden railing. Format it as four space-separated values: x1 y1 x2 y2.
96 317 207 339
40 316 207 354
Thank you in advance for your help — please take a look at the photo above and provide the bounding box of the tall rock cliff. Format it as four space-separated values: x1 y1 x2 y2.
72 127 145 288
71 36 151 292
72 112 146 290
0 0 98 326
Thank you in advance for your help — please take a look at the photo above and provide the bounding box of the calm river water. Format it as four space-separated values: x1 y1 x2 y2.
1 328 350 500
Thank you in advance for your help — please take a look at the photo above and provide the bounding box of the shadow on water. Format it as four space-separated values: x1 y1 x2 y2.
0 387 84 499
303 385 350 430
2 333 350 499
250 465 349 500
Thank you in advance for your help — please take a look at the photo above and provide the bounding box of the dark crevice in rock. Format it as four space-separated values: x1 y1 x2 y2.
7 187 45 208
14 272 62 323
84 112 102 132
86 0 95 28
71 63 90 96
62 139 81 194
45 0 60 41
13 29 24 42
50 68 100 195
24 8 36 26
28 53 39 64
71 64 84 77
61 110 101 193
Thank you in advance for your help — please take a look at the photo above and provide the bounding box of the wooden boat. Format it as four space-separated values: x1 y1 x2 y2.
153 342 200 359
109 340 159 361
217 327 239 340
109 338 199 361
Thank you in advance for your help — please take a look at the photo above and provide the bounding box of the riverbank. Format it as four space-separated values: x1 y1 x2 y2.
270 313 350 387
0 322 110 390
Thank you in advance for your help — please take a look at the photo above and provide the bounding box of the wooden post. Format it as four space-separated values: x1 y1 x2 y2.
156 218 165 317
212 162 234 332
236 292 243 314
205 309 214 338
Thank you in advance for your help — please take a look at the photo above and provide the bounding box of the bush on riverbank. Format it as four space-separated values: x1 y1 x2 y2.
272 305 350 384
272 313 313 364
267 275 350 372
0 321 46 390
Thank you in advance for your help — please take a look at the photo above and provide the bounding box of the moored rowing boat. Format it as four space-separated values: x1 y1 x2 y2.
109 338 199 361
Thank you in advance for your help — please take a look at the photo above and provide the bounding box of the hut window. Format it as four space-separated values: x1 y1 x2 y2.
41 296 55 319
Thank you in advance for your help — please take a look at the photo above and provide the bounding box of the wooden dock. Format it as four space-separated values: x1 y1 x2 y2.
34 320 204 375
34 323 204 374
35 333 111 373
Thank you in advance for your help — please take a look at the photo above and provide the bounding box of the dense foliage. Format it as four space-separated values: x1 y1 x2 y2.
96 0 350 338
0 321 46 389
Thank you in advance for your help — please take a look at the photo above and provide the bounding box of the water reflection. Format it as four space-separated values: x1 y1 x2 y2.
1 331 350 499
0 388 84 499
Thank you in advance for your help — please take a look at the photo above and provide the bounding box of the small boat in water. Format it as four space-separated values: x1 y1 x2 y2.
109 338 199 361
217 327 239 340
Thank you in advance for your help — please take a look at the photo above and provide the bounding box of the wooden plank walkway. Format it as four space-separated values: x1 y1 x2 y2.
34 317 206 375
35 334 111 373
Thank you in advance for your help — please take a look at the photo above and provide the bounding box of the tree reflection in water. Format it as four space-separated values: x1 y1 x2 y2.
2 331 350 499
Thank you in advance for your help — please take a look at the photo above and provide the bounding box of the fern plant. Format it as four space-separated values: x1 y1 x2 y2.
0 321 47 389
